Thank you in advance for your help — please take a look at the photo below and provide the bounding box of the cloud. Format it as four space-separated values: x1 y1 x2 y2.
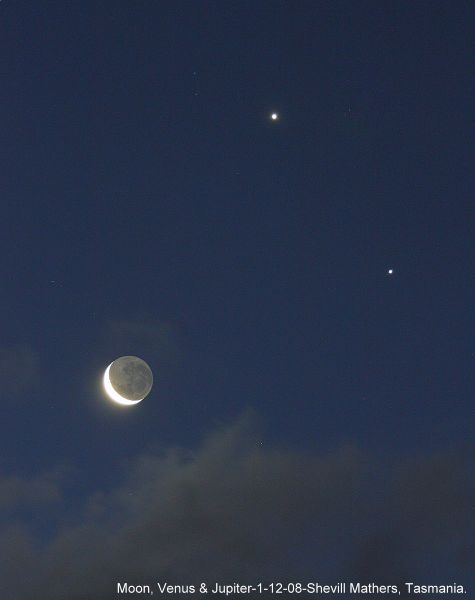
0 344 39 400
0 414 473 599
104 315 182 368
0 471 62 513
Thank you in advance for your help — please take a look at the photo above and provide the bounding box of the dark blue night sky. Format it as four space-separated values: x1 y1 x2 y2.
1 2 473 598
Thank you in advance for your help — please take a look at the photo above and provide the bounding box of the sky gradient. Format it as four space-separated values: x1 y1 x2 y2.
1 2 473 598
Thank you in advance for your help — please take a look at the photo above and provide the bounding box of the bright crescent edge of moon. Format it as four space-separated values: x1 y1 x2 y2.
103 363 144 406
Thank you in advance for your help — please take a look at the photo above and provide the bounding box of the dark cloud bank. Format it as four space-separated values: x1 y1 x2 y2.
1 414 473 599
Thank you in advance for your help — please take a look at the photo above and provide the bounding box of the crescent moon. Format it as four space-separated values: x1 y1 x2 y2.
103 363 143 406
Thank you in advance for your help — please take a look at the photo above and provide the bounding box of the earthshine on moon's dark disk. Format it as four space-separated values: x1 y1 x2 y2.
103 356 153 406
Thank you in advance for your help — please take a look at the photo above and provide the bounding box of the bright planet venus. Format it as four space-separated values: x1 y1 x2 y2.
103 356 153 406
